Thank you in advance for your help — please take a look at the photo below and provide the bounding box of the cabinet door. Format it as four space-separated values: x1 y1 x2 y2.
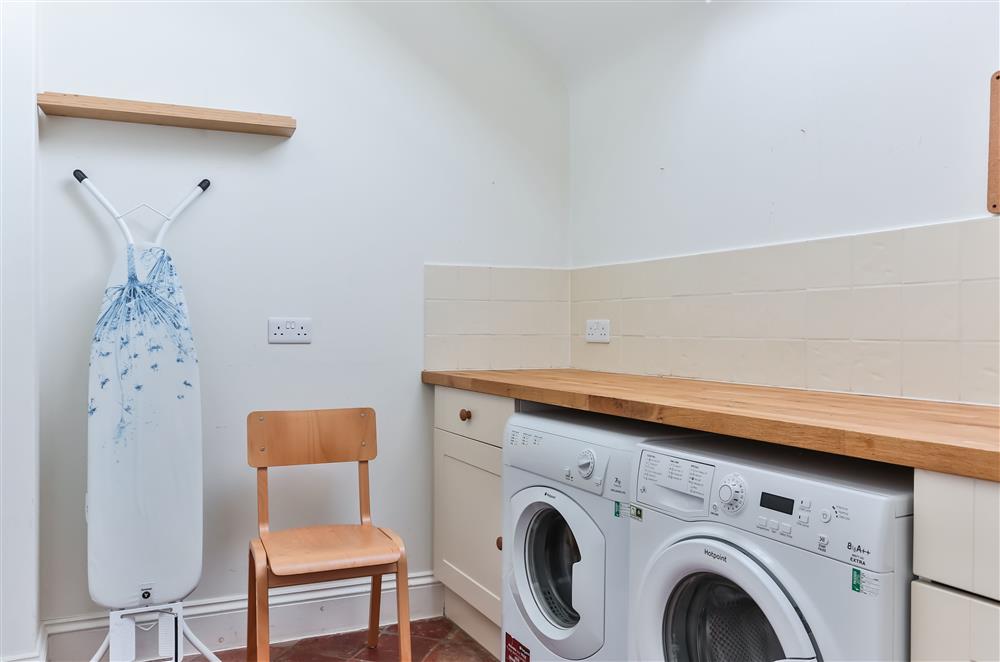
434 386 514 447
912 579 1000 662
433 428 503 624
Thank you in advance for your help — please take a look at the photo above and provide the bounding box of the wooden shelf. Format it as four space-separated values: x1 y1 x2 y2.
37 92 296 137
423 369 1000 481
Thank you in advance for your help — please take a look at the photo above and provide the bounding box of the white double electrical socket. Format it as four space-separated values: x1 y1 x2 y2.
585 319 611 343
268 317 312 344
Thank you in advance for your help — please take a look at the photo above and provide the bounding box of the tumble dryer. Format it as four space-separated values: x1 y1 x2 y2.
501 411 706 661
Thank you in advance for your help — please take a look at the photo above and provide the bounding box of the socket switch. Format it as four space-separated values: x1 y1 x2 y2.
585 319 611 343
268 317 312 344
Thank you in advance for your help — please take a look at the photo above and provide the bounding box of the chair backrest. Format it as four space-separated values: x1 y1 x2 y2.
247 408 377 467
246 408 378 534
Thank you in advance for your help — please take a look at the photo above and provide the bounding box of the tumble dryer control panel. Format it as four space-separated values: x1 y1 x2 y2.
634 444 913 573
505 425 634 502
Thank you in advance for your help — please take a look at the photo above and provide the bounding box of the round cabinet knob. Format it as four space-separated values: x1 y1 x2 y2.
459 408 472 422
496 536 503 551
577 449 596 479
718 473 747 514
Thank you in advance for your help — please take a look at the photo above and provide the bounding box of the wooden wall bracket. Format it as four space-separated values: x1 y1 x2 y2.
988 71 1000 213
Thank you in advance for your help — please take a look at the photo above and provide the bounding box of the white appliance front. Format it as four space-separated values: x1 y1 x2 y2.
502 411 705 661
629 438 912 662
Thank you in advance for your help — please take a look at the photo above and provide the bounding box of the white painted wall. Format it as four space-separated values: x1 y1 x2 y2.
0 2 41 659
568 1 999 266
35 0 566 635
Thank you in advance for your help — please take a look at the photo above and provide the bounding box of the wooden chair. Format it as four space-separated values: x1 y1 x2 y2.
245 408 411 662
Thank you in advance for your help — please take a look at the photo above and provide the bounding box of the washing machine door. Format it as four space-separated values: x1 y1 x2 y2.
509 486 606 660
634 537 817 662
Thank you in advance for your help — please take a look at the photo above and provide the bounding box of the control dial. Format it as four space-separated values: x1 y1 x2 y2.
577 449 596 479
718 473 747 514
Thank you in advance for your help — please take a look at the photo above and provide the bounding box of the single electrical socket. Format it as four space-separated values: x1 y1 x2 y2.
585 319 611 343
268 317 312 344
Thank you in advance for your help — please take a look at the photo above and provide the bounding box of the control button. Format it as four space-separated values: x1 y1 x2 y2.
780 523 792 535
718 484 733 502
818 534 829 546
710 503 720 515
756 516 768 529
797 513 810 525
768 519 779 532
820 509 832 523
564 467 572 478
799 499 812 511
594 478 603 487
577 449 596 479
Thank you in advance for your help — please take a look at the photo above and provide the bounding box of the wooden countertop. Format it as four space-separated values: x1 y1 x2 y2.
422 369 1000 481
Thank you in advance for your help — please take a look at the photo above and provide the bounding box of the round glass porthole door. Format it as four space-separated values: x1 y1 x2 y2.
632 538 817 662
663 572 785 662
526 506 582 628
509 486 605 660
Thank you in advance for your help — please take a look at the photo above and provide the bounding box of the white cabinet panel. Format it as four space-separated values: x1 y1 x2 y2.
912 579 1000 662
433 428 503 624
434 386 514 447
914 470 1000 600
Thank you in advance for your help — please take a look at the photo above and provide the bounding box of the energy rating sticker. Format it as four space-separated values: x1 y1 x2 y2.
852 567 881 597
629 504 644 521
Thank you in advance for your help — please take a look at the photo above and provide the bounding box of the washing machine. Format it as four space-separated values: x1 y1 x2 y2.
629 435 913 662
502 410 708 662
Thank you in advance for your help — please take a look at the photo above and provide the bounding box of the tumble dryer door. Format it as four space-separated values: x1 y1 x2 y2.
509 486 606 660
634 538 817 662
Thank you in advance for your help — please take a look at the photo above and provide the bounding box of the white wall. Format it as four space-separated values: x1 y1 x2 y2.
569 1 999 266
0 2 41 659
35 0 566 634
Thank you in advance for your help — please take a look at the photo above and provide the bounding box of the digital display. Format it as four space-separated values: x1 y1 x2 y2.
760 492 795 515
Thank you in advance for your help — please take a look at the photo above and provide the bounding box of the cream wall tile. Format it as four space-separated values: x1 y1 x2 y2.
731 340 806 387
571 264 623 301
671 295 735 338
804 289 852 339
672 253 733 296
853 231 903 285
961 279 1000 341
729 292 804 339
902 223 961 283
490 267 569 301
453 335 493 370
570 300 622 337
490 301 567 335
571 335 622 372
620 259 675 299
424 335 457 371
960 342 999 405
850 341 902 396
424 300 492 335
960 218 1000 280
902 342 960 401
424 265 490 300
902 283 960 341
672 338 734 382
851 286 902 340
621 299 672 337
547 335 571 368
621 337 671 376
733 243 807 293
806 341 852 392
491 335 567 369
803 237 853 289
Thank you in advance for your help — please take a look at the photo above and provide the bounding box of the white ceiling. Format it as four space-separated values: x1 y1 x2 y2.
487 1 706 79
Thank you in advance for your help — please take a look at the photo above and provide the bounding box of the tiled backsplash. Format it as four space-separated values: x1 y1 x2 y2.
425 218 999 405
424 266 570 370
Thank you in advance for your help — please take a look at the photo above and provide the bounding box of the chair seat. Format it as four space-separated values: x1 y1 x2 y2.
261 524 402 576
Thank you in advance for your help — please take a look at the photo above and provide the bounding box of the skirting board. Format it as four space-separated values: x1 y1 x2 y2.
43 571 442 662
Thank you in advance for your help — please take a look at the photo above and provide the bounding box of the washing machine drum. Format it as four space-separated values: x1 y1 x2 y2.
509 486 606 660
634 538 817 662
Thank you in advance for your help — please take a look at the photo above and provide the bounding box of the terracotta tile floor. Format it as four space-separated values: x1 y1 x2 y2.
188 617 497 661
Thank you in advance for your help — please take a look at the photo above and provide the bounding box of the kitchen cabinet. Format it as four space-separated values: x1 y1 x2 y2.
432 386 513 658
912 470 1000 660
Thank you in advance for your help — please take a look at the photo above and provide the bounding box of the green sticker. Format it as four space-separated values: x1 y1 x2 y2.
852 568 861 592
614 502 621 518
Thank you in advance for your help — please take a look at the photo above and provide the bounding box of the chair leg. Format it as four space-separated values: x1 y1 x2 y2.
246 548 257 662
250 540 270 662
367 574 382 649
395 556 411 662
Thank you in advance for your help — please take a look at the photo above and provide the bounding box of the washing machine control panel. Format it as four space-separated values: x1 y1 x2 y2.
505 425 634 501
634 446 911 572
